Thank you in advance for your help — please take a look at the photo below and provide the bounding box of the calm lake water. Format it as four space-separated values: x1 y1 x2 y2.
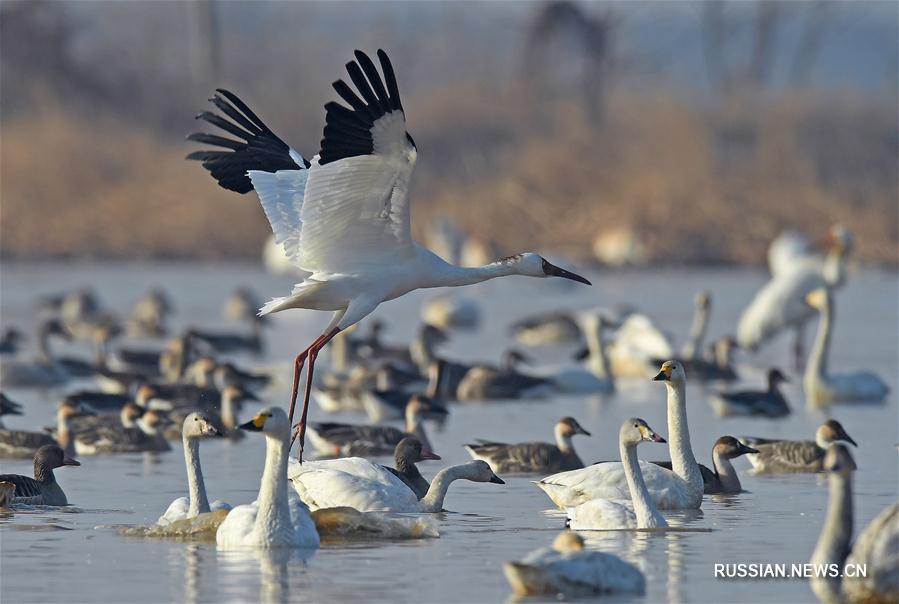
1 262 896 604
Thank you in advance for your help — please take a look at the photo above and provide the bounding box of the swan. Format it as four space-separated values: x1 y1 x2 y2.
0 444 80 506
737 225 852 369
739 419 856 474
566 418 668 530
503 531 645 597
804 288 889 405
216 406 319 549
464 416 591 474
680 290 711 360
307 394 445 456
709 368 790 418
289 457 504 513
0 319 71 388
545 313 614 394
768 229 815 276
811 444 899 603
607 314 674 378
158 413 231 526
534 361 704 510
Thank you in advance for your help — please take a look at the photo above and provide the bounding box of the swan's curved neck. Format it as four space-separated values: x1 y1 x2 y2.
554 425 574 453
666 382 702 493
681 304 709 360
811 473 853 597
255 433 292 539
584 320 612 380
420 465 469 512
621 441 667 528
805 295 832 388
183 436 210 516
711 450 741 493
221 394 237 430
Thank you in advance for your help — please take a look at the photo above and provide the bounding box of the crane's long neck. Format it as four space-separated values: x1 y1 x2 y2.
183 436 210 516
805 295 833 391
810 472 853 601
680 304 709 360
255 432 292 540
420 465 468 512
666 382 702 495
621 441 667 528
711 450 741 493
430 261 519 288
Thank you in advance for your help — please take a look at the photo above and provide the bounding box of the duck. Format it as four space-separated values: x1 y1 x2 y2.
215 406 320 549
74 408 171 455
289 457 504 513
708 368 790 418
307 394 446 457
545 312 615 394
810 444 899 603
0 318 72 388
0 399 85 458
534 361 704 510
157 413 231 526
804 287 889 405
0 328 25 355
739 419 857 474
566 418 668 530
0 444 80 505
381 437 442 499
653 436 758 494
464 417 591 474
503 531 645 597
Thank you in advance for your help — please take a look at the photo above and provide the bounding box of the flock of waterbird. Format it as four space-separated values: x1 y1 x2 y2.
1 49 896 601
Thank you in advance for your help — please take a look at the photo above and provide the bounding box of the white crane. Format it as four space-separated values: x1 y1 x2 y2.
188 49 591 460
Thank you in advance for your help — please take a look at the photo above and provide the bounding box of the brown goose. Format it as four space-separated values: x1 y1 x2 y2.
739 419 857 473
0 444 80 505
0 399 86 458
382 437 442 499
465 417 590 474
652 436 758 494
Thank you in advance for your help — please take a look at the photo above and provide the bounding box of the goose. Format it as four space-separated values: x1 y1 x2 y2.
307 394 445 457
127 288 172 338
381 436 441 499
739 419 857 474
0 444 80 505
158 413 231 526
566 418 668 530
680 290 711 359
74 408 171 455
456 351 553 401
464 417 591 474
709 368 790 418
545 313 615 394
163 384 258 441
0 399 84 458
0 318 71 388
804 288 889 406
188 49 591 461
503 531 645 597
0 328 25 355
0 392 23 426
68 401 143 433
737 225 852 369
653 436 758 494
216 406 320 549
510 312 582 347
361 359 449 422
56 322 122 379
0 481 14 507
534 361 704 510
289 457 504 513
811 445 899 603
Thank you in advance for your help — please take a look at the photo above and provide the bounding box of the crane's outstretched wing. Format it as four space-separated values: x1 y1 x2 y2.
298 49 418 273
187 89 310 264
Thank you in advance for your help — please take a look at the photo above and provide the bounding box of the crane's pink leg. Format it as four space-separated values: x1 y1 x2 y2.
292 327 341 462
286 333 329 429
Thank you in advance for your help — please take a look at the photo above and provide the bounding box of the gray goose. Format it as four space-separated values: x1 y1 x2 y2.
74 409 171 455
0 318 71 388
653 436 758 494
0 399 86 458
0 444 80 505
709 368 790 418
465 417 591 474
739 419 857 473
382 437 442 499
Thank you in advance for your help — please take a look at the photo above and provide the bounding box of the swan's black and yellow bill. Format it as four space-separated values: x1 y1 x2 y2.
239 414 267 432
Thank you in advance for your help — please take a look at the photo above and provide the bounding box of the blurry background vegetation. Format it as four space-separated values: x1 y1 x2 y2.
1 0 896 265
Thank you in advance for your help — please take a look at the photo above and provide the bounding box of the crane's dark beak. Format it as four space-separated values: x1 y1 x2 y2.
542 260 592 285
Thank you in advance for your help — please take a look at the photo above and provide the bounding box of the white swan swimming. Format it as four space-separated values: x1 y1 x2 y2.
216 407 319 549
607 314 674 378
503 531 645 597
289 457 504 513
810 444 899 603
804 288 889 406
545 312 615 394
566 418 668 530
158 413 231 526
534 361 703 510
